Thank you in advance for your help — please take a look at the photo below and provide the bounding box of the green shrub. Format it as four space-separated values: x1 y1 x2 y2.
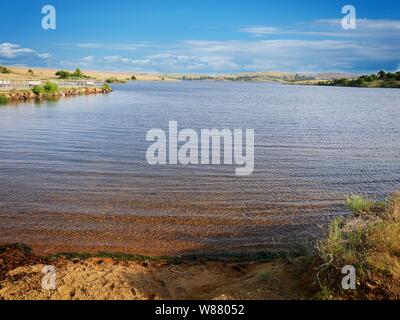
55 68 88 79
105 77 126 84
55 70 71 79
32 85 45 95
102 83 111 91
43 81 59 94
0 94 10 104
307 193 400 299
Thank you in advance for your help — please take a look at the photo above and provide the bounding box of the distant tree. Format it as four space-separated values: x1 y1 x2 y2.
369 74 378 81
131 75 137 80
55 69 87 79
55 70 71 79
334 78 349 86
377 70 386 80
354 78 367 86
385 72 395 80
28 69 34 75
0 66 10 74
73 68 83 78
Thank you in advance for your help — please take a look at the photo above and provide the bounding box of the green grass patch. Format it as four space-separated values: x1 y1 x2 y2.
0 94 10 104
49 249 298 265
305 193 400 299
345 195 385 215
50 251 177 264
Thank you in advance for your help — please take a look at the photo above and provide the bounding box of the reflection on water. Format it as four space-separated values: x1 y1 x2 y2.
0 81 399 255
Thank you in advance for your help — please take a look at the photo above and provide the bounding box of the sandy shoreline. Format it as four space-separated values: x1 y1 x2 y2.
0 244 306 300
2 193 400 300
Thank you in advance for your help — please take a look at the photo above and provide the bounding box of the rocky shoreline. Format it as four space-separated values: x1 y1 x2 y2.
0 86 112 103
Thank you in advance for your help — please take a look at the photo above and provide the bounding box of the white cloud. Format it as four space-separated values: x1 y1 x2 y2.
81 55 96 63
38 53 51 59
240 19 400 39
0 43 35 58
56 36 399 73
103 55 134 64
73 42 150 51
239 26 280 36
0 42 51 65
23 18 400 73
97 53 239 73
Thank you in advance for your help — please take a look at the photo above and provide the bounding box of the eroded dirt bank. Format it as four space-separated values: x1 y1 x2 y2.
0 244 307 300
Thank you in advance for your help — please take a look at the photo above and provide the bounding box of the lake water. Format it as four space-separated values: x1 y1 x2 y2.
1 81 399 255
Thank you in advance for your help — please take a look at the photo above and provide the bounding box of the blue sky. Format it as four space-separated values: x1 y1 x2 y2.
1 0 400 74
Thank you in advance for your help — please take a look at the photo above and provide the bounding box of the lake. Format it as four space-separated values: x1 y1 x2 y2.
0 81 399 255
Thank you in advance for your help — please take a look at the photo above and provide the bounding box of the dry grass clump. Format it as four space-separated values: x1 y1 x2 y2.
309 193 400 299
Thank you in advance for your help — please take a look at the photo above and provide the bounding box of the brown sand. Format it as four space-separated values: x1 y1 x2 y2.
0 244 306 300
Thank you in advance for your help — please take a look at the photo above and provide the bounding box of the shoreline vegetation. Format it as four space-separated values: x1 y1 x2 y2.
1 192 399 300
308 192 400 299
0 82 112 105
312 70 400 89
2 65 399 89
0 66 114 104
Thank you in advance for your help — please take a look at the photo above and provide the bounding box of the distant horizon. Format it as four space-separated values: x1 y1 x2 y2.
0 64 367 77
1 0 399 74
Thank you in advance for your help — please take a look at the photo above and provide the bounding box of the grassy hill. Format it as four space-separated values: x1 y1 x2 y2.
0 65 358 84
167 71 355 83
0 66 174 82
